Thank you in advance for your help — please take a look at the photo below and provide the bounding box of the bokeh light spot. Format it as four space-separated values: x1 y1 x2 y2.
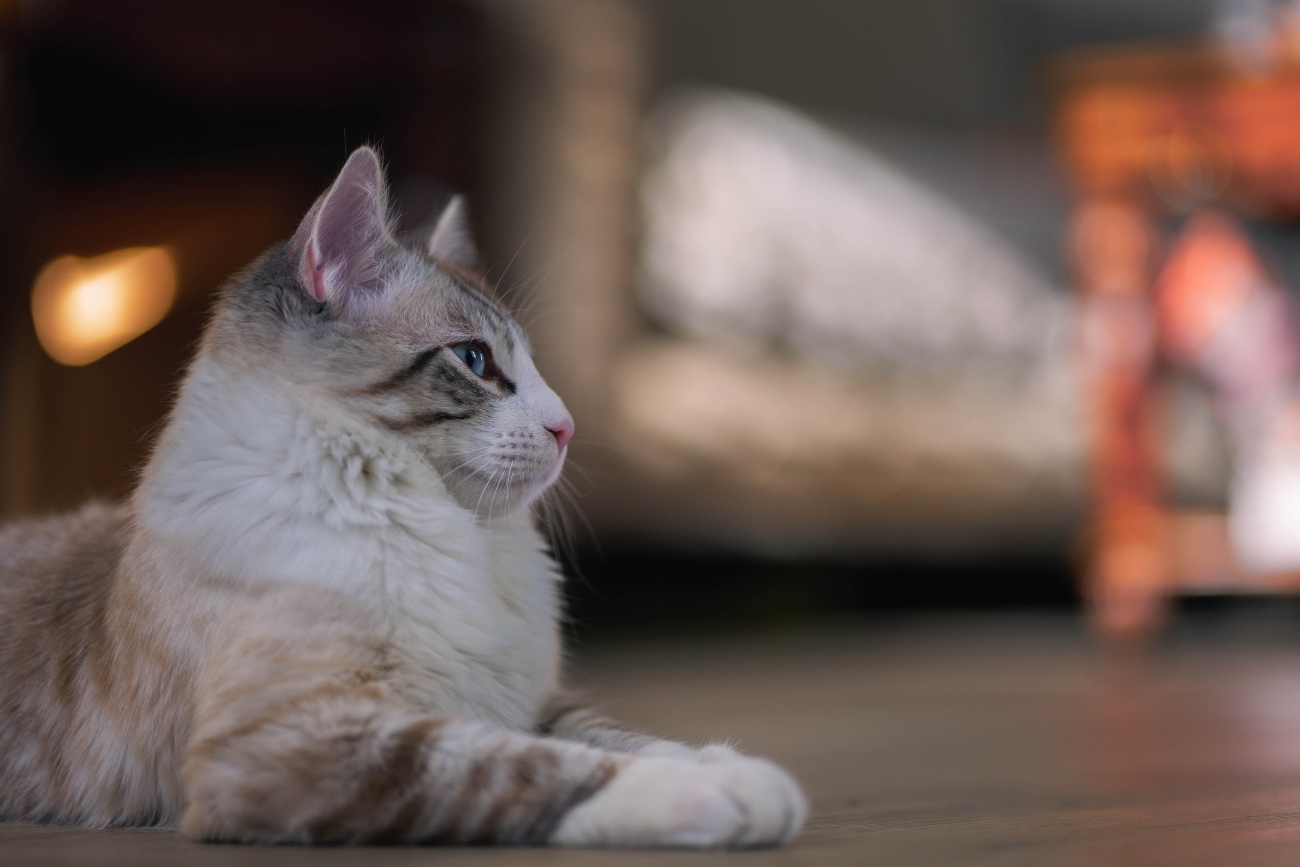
31 247 177 366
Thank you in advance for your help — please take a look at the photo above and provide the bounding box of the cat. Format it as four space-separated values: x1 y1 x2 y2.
0 147 807 848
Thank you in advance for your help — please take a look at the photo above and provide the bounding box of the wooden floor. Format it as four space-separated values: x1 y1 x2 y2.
9 613 1300 865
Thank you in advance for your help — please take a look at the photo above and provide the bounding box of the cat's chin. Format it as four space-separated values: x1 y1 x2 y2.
443 457 565 518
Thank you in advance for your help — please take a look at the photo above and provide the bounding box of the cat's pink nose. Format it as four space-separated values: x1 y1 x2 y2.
547 420 574 452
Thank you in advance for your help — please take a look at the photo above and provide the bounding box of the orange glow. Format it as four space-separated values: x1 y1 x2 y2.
31 247 177 366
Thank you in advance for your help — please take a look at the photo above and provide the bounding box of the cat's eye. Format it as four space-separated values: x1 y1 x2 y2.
452 342 488 377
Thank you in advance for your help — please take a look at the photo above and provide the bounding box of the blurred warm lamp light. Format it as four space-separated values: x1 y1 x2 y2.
31 247 177 366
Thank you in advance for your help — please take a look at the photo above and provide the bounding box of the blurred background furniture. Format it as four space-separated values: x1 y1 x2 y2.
1052 33 1300 638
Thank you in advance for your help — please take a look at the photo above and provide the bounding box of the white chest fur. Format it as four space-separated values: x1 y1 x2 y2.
140 379 563 732
373 512 563 730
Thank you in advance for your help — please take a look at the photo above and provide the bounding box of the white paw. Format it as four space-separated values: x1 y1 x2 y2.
550 755 807 849
633 739 706 761
635 739 741 764
693 743 746 763
708 754 807 847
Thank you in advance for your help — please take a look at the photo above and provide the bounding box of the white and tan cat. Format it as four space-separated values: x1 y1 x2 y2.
0 148 806 847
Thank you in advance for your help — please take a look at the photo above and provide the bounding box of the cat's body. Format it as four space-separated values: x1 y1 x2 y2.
0 149 806 847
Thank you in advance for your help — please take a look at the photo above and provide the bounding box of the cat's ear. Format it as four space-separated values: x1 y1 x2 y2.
424 195 480 269
294 147 391 305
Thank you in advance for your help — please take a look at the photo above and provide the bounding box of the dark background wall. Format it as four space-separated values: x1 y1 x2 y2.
646 0 1209 126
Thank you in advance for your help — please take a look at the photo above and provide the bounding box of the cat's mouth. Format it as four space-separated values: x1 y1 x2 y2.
445 451 566 513
535 449 567 489
496 456 565 496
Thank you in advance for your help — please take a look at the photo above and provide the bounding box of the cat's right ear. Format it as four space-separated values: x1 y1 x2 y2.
292 147 390 307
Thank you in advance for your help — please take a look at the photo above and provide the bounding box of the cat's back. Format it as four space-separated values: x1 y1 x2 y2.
0 501 131 821
0 501 128 638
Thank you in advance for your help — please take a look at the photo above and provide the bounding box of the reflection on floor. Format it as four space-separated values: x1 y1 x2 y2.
7 613 1300 865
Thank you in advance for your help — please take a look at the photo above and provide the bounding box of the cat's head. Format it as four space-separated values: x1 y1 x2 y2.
219 147 573 517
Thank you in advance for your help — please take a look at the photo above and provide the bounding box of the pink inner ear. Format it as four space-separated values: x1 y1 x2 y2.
306 243 328 302
291 147 388 308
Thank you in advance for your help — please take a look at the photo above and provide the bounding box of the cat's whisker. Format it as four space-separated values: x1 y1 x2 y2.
496 254 567 330
551 474 599 560
554 458 597 496
509 306 566 333
535 477 594 590
499 467 515 520
472 465 502 520
538 491 577 579
495 256 548 312
539 490 571 562
548 493 580 577
441 445 503 477
488 227 535 306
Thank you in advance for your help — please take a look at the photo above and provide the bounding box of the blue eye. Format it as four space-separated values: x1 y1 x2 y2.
453 342 488 377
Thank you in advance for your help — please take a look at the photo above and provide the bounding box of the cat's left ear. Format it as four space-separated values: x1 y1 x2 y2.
423 195 480 270
294 146 391 306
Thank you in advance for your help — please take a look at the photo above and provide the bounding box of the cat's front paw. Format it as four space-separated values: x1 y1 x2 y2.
549 755 806 849
635 739 743 764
